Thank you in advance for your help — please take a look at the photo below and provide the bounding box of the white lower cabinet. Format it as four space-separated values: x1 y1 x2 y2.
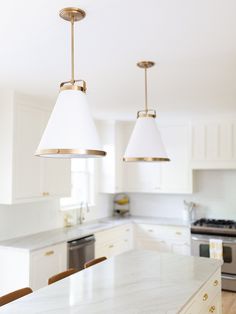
181 269 222 313
134 224 191 255
0 242 67 294
0 222 192 295
30 243 67 291
95 224 133 258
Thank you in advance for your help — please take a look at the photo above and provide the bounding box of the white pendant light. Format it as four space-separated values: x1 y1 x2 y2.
123 61 170 162
35 8 106 158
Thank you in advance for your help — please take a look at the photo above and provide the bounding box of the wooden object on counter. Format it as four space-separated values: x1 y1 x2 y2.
48 268 78 285
0 287 33 306
84 256 107 269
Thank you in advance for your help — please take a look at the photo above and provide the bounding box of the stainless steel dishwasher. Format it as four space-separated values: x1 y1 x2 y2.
68 235 95 271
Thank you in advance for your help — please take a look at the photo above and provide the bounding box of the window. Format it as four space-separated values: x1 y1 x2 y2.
60 159 95 210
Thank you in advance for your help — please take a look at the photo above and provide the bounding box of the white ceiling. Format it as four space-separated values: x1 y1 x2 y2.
1 0 236 119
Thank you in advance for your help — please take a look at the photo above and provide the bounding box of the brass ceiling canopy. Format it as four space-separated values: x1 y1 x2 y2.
137 61 155 69
59 7 86 22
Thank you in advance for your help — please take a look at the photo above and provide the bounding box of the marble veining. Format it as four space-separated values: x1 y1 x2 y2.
0 250 222 314
0 216 190 251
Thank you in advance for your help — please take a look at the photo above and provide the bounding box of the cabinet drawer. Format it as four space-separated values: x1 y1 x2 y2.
135 224 190 241
95 224 132 244
182 269 221 313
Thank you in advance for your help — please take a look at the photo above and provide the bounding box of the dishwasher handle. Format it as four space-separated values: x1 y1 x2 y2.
68 235 95 248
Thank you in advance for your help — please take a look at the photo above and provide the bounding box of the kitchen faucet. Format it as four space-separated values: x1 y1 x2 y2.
78 201 90 224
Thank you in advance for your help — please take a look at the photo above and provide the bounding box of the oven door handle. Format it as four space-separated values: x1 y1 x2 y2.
191 235 236 244
191 236 205 241
222 274 236 281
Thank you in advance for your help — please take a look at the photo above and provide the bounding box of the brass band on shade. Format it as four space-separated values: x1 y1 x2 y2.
35 149 107 157
123 157 170 162
60 85 85 92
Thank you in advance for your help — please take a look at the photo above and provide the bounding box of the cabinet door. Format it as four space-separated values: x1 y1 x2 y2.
43 158 71 198
30 243 67 290
206 292 222 314
13 103 44 201
160 125 192 193
191 121 236 169
41 110 71 198
124 162 161 193
13 104 70 202
171 242 191 256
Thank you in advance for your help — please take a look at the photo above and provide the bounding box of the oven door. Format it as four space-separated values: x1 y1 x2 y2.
191 233 236 275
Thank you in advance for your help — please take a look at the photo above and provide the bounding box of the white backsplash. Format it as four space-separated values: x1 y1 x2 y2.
129 170 236 221
0 194 113 241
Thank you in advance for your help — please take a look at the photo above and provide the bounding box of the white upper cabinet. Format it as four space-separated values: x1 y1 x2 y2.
0 91 70 204
159 124 192 193
191 121 236 169
97 121 124 193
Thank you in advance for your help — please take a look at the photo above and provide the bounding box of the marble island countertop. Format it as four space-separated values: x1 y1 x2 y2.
0 250 222 314
0 216 190 251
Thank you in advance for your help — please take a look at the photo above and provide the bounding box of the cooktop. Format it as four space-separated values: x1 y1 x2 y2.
191 218 236 236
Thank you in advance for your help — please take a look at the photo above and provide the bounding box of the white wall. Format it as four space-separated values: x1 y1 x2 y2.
129 170 236 221
0 194 112 241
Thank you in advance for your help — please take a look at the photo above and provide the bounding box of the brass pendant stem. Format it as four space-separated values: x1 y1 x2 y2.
71 17 75 84
144 68 148 113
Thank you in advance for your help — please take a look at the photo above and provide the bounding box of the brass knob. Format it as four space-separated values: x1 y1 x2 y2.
44 250 54 256
42 192 50 196
209 305 216 313
203 293 208 301
213 280 218 286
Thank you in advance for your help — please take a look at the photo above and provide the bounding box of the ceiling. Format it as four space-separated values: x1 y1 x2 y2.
1 0 236 119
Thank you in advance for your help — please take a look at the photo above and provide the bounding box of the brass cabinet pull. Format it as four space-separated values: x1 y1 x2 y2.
203 293 208 301
213 280 218 286
209 305 216 313
42 192 50 196
44 250 54 256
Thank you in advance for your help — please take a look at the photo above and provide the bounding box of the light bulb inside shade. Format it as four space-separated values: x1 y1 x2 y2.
35 89 106 158
123 116 170 162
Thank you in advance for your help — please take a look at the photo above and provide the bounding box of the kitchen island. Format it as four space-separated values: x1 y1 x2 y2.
0 250 222 314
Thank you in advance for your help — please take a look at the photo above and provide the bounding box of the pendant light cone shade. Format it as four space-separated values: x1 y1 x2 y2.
123 116 170 162
123 60 170 162
35 89 105 158
35 7 106 158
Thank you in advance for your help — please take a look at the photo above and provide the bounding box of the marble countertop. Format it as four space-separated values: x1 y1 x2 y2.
0 250 222 314
0 216 190 252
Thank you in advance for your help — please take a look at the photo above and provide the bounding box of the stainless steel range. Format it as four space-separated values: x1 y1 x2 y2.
191 218 236 292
